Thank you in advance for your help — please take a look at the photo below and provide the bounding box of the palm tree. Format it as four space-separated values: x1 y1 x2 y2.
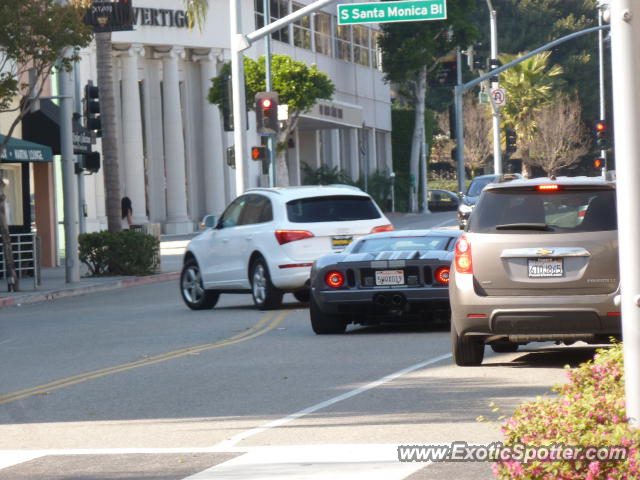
498 51 564 164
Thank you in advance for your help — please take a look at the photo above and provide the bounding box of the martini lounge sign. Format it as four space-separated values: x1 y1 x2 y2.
84 0 134 32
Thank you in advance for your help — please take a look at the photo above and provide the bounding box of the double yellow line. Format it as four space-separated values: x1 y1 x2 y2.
0 309 291 405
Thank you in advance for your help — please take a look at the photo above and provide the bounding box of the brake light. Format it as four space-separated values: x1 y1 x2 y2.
325 270 345 288
275 230 314 245
435 266 450 285
537 184 560 191
371 224 394 233
454 235 473 274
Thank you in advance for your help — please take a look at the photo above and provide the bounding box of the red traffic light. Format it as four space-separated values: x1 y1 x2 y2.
594 157 604 168
595 121 606 132
262 98 272 109
251 146 267 161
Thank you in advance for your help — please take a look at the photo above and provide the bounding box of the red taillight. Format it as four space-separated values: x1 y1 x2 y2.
325 270 345 288
454 235 473 274
275 230 314 245
435 266 450 285
537 184 560 192
371 224 394 233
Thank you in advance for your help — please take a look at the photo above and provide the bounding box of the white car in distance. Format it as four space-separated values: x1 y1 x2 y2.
180 185 393 310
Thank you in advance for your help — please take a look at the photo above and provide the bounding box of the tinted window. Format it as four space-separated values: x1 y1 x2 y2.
467 177 496 197
219 196 247 228
238 195 273 225
469 188 617 233
353 236 451 253
286 195 381 223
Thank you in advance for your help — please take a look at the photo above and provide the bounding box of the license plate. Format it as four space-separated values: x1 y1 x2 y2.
331 236 353 250
528 258 563 278
375 270 405 286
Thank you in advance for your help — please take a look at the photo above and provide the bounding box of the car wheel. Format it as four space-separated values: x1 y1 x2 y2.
180 259 220 310
250 257 283 310
293 289 310 303
451 322 484 366
310 297 347 334
490 340 519 353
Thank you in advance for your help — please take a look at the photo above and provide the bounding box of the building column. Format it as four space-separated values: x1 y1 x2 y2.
329 129 341 170
367 126 377 176
348 128 360 181
158 47 191 233
193 50 226 217
118 44 148 225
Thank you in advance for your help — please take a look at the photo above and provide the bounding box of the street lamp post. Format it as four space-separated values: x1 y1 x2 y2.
486 0 502 175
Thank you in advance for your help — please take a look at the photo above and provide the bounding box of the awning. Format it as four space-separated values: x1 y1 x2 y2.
0 134 53 163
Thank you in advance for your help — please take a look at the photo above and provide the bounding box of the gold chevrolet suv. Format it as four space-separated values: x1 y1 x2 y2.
449 177 620 366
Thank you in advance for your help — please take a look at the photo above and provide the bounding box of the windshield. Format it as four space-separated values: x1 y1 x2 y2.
352 236 451 253
469 188 617 233
286 195 381 223
467 177 496 197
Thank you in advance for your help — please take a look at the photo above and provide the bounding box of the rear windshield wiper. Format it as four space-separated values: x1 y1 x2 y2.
495 223 550 231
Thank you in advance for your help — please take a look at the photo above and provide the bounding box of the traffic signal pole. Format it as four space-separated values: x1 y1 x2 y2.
486 0 502 175
598 6 608 177
610 0 640 427
263 0 277 187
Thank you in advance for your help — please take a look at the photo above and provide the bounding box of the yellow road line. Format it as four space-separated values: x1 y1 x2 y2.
0 310 292 405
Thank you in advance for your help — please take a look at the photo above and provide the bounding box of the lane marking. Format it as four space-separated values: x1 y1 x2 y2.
432 217 458 229
0 310 291 405
214 353 453 449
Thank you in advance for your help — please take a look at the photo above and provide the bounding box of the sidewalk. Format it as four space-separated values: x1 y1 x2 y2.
0 234 194 309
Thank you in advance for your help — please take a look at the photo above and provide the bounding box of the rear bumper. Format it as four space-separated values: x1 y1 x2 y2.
313 286 450 316
450 270 621 340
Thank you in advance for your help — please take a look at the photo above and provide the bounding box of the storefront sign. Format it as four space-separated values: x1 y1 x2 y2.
132 7 188 28
0 135 52 163
84 0 134 33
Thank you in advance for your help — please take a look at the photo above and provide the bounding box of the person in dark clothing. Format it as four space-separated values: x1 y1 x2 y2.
121 196 133 229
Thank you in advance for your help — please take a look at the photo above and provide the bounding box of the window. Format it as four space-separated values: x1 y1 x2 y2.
219 196 248 228
470 189 618 233
335 23 352 62
269 0 290 43
314 12 332 56
254 0 264 28
353 236 450 253
292 2 311 49
353 25 370 67
370 29 382 70
286 195 381 223
238 195 273 225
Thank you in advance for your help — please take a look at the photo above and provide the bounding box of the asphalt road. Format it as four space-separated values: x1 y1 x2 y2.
0 211 601 479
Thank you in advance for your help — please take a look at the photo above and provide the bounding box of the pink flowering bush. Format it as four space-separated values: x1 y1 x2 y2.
493 343 640 479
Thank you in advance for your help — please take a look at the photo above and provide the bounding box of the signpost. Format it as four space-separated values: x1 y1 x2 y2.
337 0 446 25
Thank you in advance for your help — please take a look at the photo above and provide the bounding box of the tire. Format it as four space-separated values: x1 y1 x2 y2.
451 322 484 366
250 257 283 310
293 289 310 303
180 259 220 310
310 297 347 334
490 340 519 353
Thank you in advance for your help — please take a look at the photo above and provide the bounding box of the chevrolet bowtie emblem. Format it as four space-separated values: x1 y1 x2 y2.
536 249 554 255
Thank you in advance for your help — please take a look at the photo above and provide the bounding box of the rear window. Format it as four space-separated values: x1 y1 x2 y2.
469 188 617 233
352 236 451 253
467 177 496 196
286 195 381 223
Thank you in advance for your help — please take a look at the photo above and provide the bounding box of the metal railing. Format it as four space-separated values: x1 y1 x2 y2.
0 233 40 290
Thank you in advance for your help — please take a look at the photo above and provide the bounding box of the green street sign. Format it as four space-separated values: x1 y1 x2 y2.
337 0 446 25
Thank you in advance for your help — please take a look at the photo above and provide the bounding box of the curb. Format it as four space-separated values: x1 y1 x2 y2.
0 271 180 308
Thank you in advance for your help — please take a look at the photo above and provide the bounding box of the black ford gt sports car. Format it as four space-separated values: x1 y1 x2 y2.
309 229 462 334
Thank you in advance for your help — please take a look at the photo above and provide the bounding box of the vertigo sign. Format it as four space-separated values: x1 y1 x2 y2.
338 0 446 25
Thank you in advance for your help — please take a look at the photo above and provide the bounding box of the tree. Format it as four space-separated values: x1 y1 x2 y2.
527 93 589 177
379 0 478 211
498 51 563 172
208 55 334 186
463 93 492 176
0 0 91 290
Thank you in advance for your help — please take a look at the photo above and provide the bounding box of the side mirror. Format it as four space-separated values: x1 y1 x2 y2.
200 215 217 230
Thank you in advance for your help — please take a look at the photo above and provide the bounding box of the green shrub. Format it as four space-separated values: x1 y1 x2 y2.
494 342 640 479
78 230 159 276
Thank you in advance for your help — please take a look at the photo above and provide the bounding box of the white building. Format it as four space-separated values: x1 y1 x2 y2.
79 0 392 233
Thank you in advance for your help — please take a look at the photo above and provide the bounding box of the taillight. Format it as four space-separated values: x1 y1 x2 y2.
275 230 314 245
371 224 394 233
537 184 560 192
435 266 450 285
325 270 345 288
454 235 473 274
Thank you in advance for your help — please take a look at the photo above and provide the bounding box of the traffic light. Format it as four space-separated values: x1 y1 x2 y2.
251 146 267 161
83 82 101 137
255 92 279 135
505 128 517 154
83 151 101 173
489 58 501 83
429 61 457 87
595 120 607 148
221 75 233 132
594 157 605 169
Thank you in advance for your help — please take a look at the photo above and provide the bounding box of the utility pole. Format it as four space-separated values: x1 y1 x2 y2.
609 0 640 427
486 0 502 175
597 4 608 177
58 51 80 283
263 0 277 187
454 47 466 195
73 55 86 233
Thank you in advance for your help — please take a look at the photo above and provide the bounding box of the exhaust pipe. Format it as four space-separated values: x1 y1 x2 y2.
391 294 405 307
374 294 388 306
